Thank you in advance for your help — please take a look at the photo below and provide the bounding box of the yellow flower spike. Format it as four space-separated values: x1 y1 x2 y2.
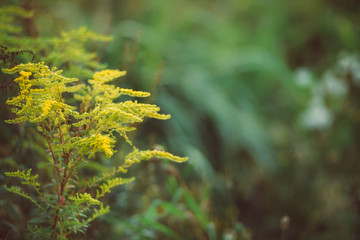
69 192 100 206
41 100 58 117
118 88 151 98
90 134 115 158
92 69 126 83
42 100 52 116
13 76 24 82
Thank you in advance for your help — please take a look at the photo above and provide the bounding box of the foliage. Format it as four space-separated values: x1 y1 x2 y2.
1 0 360 239
99 0 360 239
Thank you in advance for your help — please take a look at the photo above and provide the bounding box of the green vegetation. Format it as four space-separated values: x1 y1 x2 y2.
1 0 360 239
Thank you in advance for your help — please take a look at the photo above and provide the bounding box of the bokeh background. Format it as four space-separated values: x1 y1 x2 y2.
1 0 360 239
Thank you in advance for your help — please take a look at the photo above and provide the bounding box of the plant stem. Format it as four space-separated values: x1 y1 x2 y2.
41 122 62 232
41 123 61 199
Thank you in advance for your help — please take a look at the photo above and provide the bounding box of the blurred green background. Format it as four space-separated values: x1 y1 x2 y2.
1 0 360 239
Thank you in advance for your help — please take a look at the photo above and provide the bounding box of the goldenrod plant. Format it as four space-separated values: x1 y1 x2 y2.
1 5 187 239
3 62 187 239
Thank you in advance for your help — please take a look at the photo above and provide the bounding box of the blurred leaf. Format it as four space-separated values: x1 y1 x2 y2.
140 217 182 240
183 191 207 228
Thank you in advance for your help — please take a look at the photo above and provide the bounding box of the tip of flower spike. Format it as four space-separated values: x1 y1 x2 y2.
69 192 100 205
118 88 151 98
93 69 126 83
126 149 188 163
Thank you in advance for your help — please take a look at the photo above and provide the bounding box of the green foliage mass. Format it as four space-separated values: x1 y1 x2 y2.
2 0 360 240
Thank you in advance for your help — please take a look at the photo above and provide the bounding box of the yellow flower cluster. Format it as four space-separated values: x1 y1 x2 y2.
69 192 100 206
5 70 33 109
89 134 115 158
19 70 32 78
139 150 189 163
4 62 188 177
14 71 32 93
41 100 57 116
4 169 40 187
92 69 126 83
96 177 135 199
4 62 79 124
3 62 49 75
125 149 188 165
117 88 151 97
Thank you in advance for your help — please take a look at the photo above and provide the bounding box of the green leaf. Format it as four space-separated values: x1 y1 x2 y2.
183 191 207 228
